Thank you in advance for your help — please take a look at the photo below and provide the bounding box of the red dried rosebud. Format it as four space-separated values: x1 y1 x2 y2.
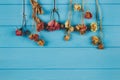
98 43 104 49
33 34 39 42
84 11 92 19
80 25 87 32
47 20 60 31
36 22 44 32
79 24 87 34
16 29 23 36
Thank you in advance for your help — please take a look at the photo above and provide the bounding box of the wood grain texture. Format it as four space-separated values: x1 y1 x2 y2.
0 0 120 80
0 5 119 25
0 70 120 80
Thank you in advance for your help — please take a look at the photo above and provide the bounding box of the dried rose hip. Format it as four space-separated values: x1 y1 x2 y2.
84 11 92 19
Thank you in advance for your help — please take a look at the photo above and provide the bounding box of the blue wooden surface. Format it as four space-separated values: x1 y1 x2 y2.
0 0 120 80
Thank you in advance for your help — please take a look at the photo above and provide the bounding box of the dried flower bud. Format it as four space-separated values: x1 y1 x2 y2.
79 24 87 35
75 25 80 31
33 34 39 42
69 27 74 32
65 20 70 28
47 20 60 31
85 11 92 19
64 35 70 41
29 34 34 40
37 39 45 46
37 22 44 32
91 22 98 32
16 29 23 36
74 4 81 11
92 36 100 45
98 43 104 49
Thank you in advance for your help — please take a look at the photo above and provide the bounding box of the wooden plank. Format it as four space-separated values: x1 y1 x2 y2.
0 48 120 68
0 5 119 25
0 0 120 4
0 70 120 80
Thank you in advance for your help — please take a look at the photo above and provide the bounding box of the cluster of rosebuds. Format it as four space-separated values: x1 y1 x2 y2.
92 36 104 49
47 20 61 31
29 34 45 46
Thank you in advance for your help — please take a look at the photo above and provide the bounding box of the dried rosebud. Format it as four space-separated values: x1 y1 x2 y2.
64 35 70 41
33 34 39 42
29 34 34 40
85 11 92 19
65 20 70 28
92 36 100 45
79 24 87 35
69 27 74 32
74 4 81 11
37 39 45 46
75 25 80 31
16 29 23 36
47 20 60 31
37 22 44 32
98 43 104 49
91 22 98 32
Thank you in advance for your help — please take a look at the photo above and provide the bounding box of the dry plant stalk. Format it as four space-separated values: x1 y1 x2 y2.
30 0 43 14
